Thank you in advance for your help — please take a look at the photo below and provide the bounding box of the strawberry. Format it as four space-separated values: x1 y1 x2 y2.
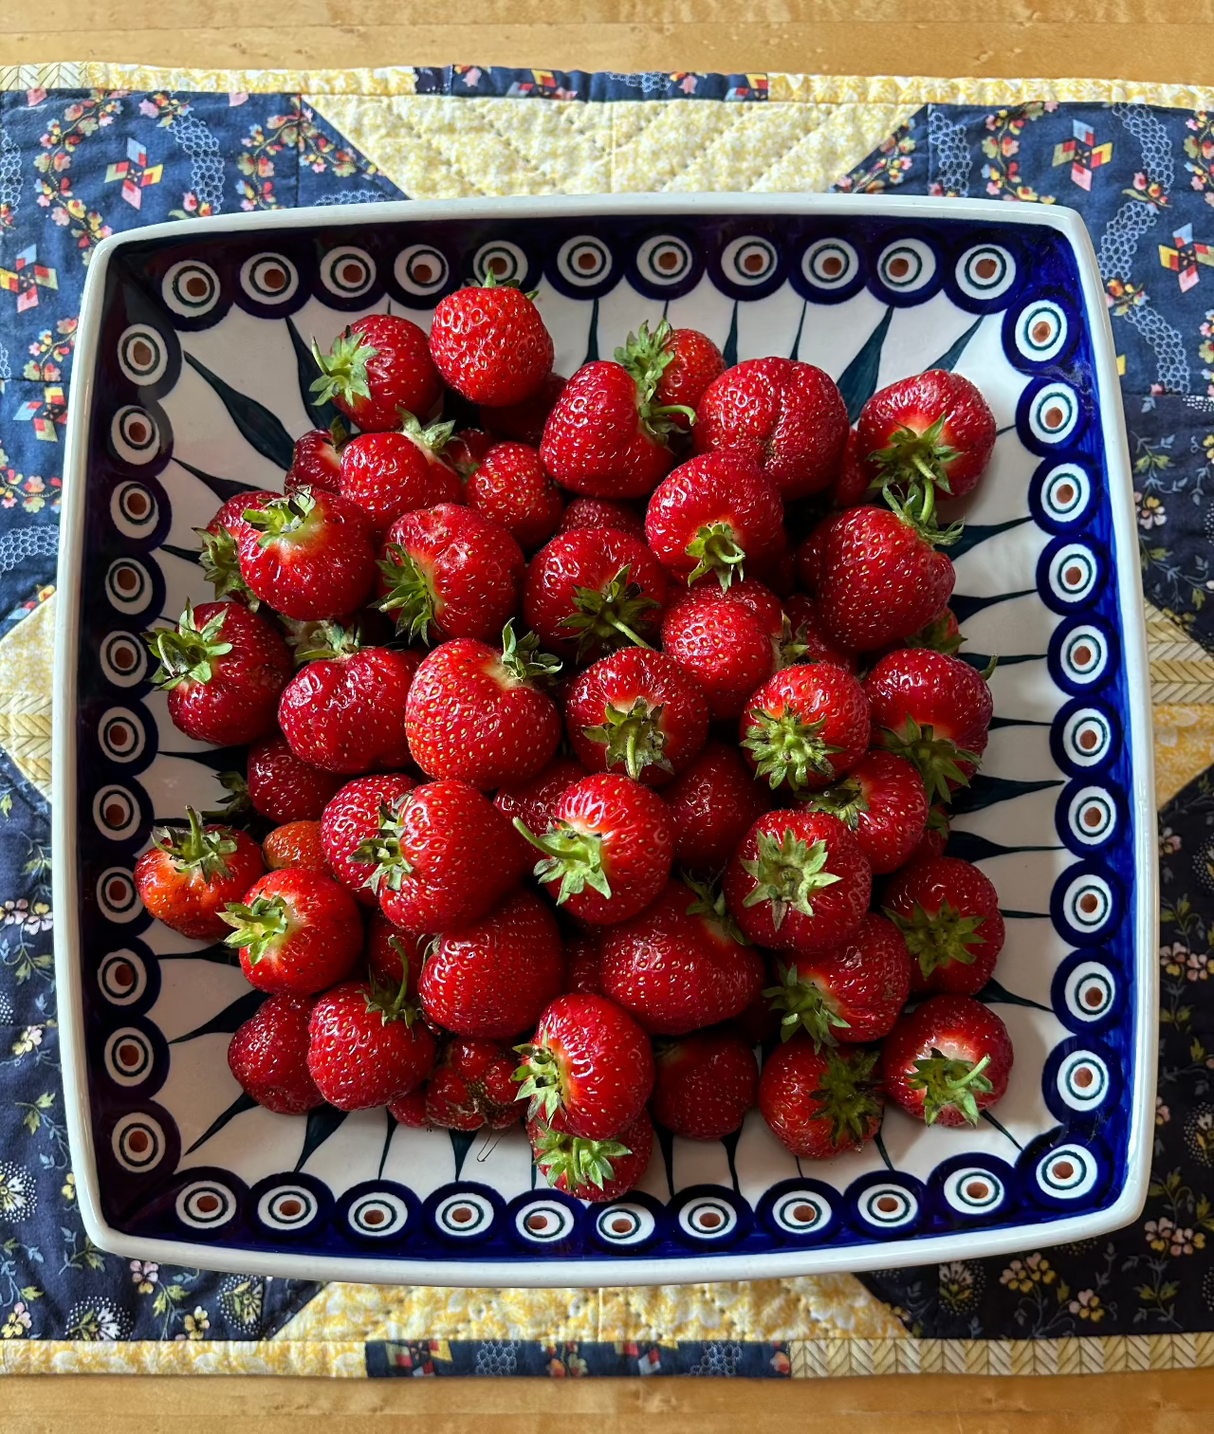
660 588 774 721
135 808 264 941
816 503 956 653
277 623 420 775
599 878 765 1035
377 503 525 645
445 427 495 480
564 934 603 995
263 820 327 871
647 322 726 431
198 489 278 606
913 804 951 863
793 514 835 597
565 647 709 788
515 772 673 925
145 600 291 747
389 1088 432 1128
418 888 564 1040
651 1029 757 1140
904 605 964 657
359 779 528 933
515 991 654 1139
764 913 913 1048
285 428 342 493
863 648 992 802
426 1038 523 1131
736 984 782 1046
645 452 783 590
311 314 442 432
405 623 561 789
227 994 323 1114
540 360 686 499
467 441 564 551
528 1109 654 1202
724 810 871 954
494 755 588 837
480 372 567 447
831 428 870 508
883 856 1005 996
246 734 343 823
858 370 996 503
524 527 667 660
740 664 870 794
662 740 770 874
556 497 647 542
338 416 462 538
758 1039 884 1159
238 488 376 621
222 867 363 995
808 750 929 875
364 908 425 997
882 994 1013 1127
307 975 437 1111
320 773 417 904
694 357 848 500
429 279 554 406
782 593 858 673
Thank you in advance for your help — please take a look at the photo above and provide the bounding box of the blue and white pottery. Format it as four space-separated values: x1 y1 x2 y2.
53 195 1157 1285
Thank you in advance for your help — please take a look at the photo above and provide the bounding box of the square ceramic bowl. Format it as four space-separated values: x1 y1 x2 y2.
54 195 1157 1285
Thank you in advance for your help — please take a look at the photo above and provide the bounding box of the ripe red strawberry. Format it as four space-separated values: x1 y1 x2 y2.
364 908 425 997
238 488 376 621
913 804 951 863
736 983 782 1046
599 878 765 1035
389 1088 432 1128
418 888 564 1039
858 370 996 502
426 1038 523 1131
556 497 647 542
307 976 437 1111
320 773 417 904
524 527 668 660
263 820 327 871
516 991 655 1139
740 664 870 794
405 624 561 789
905 605 964 657
793 514 836 597
227 994 323 1114
377 503 524 644
338 417 462 538
808 750 929 874
135 808 265 941
311 314 442 432
277 624 420 774
467 441 564 551
694 357 848 500
765 913 913 1048
781 593 858 673
445 427 495 480
863 648 993 802
429 279 554 406
246 734 343 823
662 740 770 874
724 810 871 954
515 772 673 925
882 994 1013 1127
660 588 774 721
223 867 363 995
565 648 709 788
528 1109 654 1202
360 779 528 933
285 428 342 493
816 503 956 653
831 427 870 508
198 489 278 605
480 372 567 447
494 756 588 837
651 1029 757 1140
540 360 684 498
883 856 1005 996
758 1039 884 1159
146 601 291 747
564 934 602 995
648 322 726 431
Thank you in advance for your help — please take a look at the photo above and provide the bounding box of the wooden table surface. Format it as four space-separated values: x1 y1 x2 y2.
2 3 1214 1427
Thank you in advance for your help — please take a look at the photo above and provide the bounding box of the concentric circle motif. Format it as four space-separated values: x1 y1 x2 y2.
109 481 159 539
1055 1049 1112 1113
876 238 936 293
720 235 780 287
1014 299 1069 363
1027 382 1083 445
92 784 141 841
941 1166 1006 1216
96 867 140 923
348 1189 410 1239
801 238 860 291
1035 1144 1099 1201
855 1182 920 1230
1055 623 1112 688
1047 542 1100 604
555 236 613 288
1059 869 1117 941
176 1178 239 1230
239 252 299 305
955 243 1017 301
1060 706 1115 770
117 325 169 386
1066 784 1118 847
676 1194 739 1241
473 240 528 286
594 1202 657 1247
100 630 149 686
770 1188 833 1235
635 234 695 287
256 1184 321 1233
110 406 161 466
104 558 153 614
433 1191 496 1239
111 1112 165 1173
1061 959 1118 1025
320 246 376 299
98 949 149 1006
103 1027 155 1087
394 243 450 298
1039 463 1092 525
513 1198 577 1245
98 707 147 764
162 259 220 317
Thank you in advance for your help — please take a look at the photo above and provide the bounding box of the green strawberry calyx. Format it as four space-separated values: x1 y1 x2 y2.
581 697 671 782
144 601 233 691
528 1119 631 1193
904 610 964 656
876 714 980 805
742 705 845 794
203 771 251 822
399 409 456 456
310 326 378 407
294 620 363 663
906 1047 992 1126
764 961 851 1050
869 413 959 498
884 897 987 980
809 1047 884 1150
616 321 696 442
684 520 746 589
559 563 660 660
475 270 538 300
883 481 964 550
807 773 868 830
243 490 318 548
512 817 612 907
153 806 237 881
196 524 257 608
512 1046 567 1124
377 542 439 644
681 874 747 945
739 828 841 933
497 620 562 689
352 799 418 895
362 960 422 1029
774 615 812 670
220 891 291 965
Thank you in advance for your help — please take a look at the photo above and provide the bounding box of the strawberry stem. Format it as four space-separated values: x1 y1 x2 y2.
144 601 233 690
196 525 257 608
806 773 868 830
512 1047 566 1124
884 897 988 980
362 960 421 1028
907 1047 993 1126
528 1119 631 1192
685 521 746 589
742 707 846 793
498 621 562 687
377 543 438 644
809 1047 884 1150
352 799 418 894
580 698 670 782
220 891 290 965
875 715 980 805
614 319 675 388
512 817 612 906
559 563 659 660
739 828 841 933
310 327 376 407
294 620 363 663
243 490 317 547
681 875 747 945
152 806 237 881
764 962 851 1050
202 771 251 822
399 410 456 454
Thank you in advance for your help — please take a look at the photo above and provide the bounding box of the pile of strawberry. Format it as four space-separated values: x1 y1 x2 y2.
135 274 1014 1206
